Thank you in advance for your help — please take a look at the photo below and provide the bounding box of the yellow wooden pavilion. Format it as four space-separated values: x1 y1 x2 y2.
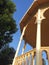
12 0 49 65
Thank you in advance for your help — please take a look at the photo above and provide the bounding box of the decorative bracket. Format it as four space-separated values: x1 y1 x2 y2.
35 7 49 24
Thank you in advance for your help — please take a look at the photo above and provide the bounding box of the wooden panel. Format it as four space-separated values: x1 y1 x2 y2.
20 1 49 47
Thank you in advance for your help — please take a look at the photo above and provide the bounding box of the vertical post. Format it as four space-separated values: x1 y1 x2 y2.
33 58 34 65
48 51 49 65
22 41 26 54
12 26 27 65
36 9 42 65
31 53 34 65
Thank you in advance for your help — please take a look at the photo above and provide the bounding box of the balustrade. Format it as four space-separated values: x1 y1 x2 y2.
14 47 49 65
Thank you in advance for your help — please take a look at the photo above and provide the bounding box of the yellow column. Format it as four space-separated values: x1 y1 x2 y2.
36 9 42 65
30 52 34 65
12 26 27 65
22 41 26 54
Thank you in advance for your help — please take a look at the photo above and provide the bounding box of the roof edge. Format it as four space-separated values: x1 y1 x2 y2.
19 0 35 24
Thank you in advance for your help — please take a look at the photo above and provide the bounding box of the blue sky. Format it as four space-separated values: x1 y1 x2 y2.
10 0 33 54
9 0 48 64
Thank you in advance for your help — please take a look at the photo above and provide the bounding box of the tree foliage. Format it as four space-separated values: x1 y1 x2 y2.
0 0 17 65
0 0 18 48
0 44 15 65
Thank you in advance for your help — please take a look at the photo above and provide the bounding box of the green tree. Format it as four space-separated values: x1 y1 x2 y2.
0 44 15 65
0 0 18 65
0 0 18 48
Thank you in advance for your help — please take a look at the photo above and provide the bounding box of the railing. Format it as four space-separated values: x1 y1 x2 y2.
14 47 49 65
